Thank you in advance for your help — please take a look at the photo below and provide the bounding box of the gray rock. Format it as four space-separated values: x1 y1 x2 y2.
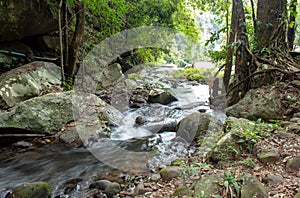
226 88 282 121
293 112 300 119
0 61 61 109
150 174 161 182
104 182 121 198
39 36 60 51
58 126 80 145
285 123 300 134
0 91 123 134
143 120 177 133
176 112 222 143
290 118 300 123
257 147 280 163
7 181 51 198
159 166 181 181
209 131 240 162
134 183 152 195
193 173 223 197
130 87 149 108
90 180 112 190
176 112 223 159
241 174 268 198
148 88 178 105
173 186 193 197
0 91 73 133
262 174 284 186
100 63 124 88
286 155 300 173
0 1 58 42
13 141 32 148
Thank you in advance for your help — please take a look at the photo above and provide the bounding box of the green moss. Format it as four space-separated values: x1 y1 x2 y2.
8 182 51 198
173 186 192 197
128 73 142 79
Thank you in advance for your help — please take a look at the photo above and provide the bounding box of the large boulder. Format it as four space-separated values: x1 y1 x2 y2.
0 1 58 42
0 61 61 109
176 112 223 143
176 112 223 159
226 88 282 121
148 88 178 105
0 91 123 134
0 91 74 133
7 181 51 198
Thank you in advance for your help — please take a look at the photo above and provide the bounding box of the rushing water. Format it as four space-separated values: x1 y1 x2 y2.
0 65 226 197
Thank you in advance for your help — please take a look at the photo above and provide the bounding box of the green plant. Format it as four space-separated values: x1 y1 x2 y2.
176 68 213 82
181 165 199 178
143 80 165 90
220 171 244 198
62 77 73 91
234 118 281 152
240 157 256 168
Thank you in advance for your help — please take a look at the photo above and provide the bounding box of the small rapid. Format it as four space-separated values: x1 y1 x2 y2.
0 64 226 197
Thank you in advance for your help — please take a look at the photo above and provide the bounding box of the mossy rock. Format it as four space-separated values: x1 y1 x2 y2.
241 174 268 198
192 173 223 197
104 182 121 198
286 155 300 173
172 186 193 197
7 181 51 198
159 166 181 181
209 131 240 162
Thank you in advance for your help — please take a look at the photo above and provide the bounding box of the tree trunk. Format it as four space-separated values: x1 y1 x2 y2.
256 0 287 50
58 0 65 83
223 0 238 92
68 1 84 78
227 0 252 106
287 0 297 50
63 0 69 74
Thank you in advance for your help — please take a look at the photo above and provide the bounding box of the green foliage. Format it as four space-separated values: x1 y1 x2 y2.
232 118 282 152
174 68 214 82
220 170 244 198
144 80 165 90
61 77 73 91
240 157 256 168
180 161 212 178
83 0 128 37
208 46 227 63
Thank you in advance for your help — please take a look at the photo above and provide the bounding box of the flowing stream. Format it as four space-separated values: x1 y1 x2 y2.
0 65 226 197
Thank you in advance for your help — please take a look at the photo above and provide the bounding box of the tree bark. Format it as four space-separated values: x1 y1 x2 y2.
287 0 297 50
58 0 65 83
63 0 69 74
68 1 84 77
256 0 287 50
227 0 252 106
223 0 238 92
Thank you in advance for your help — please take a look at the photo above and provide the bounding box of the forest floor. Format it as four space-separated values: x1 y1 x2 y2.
126 130 300 198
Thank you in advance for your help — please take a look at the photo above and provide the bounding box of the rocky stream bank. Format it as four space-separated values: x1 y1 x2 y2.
0 61 299 198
